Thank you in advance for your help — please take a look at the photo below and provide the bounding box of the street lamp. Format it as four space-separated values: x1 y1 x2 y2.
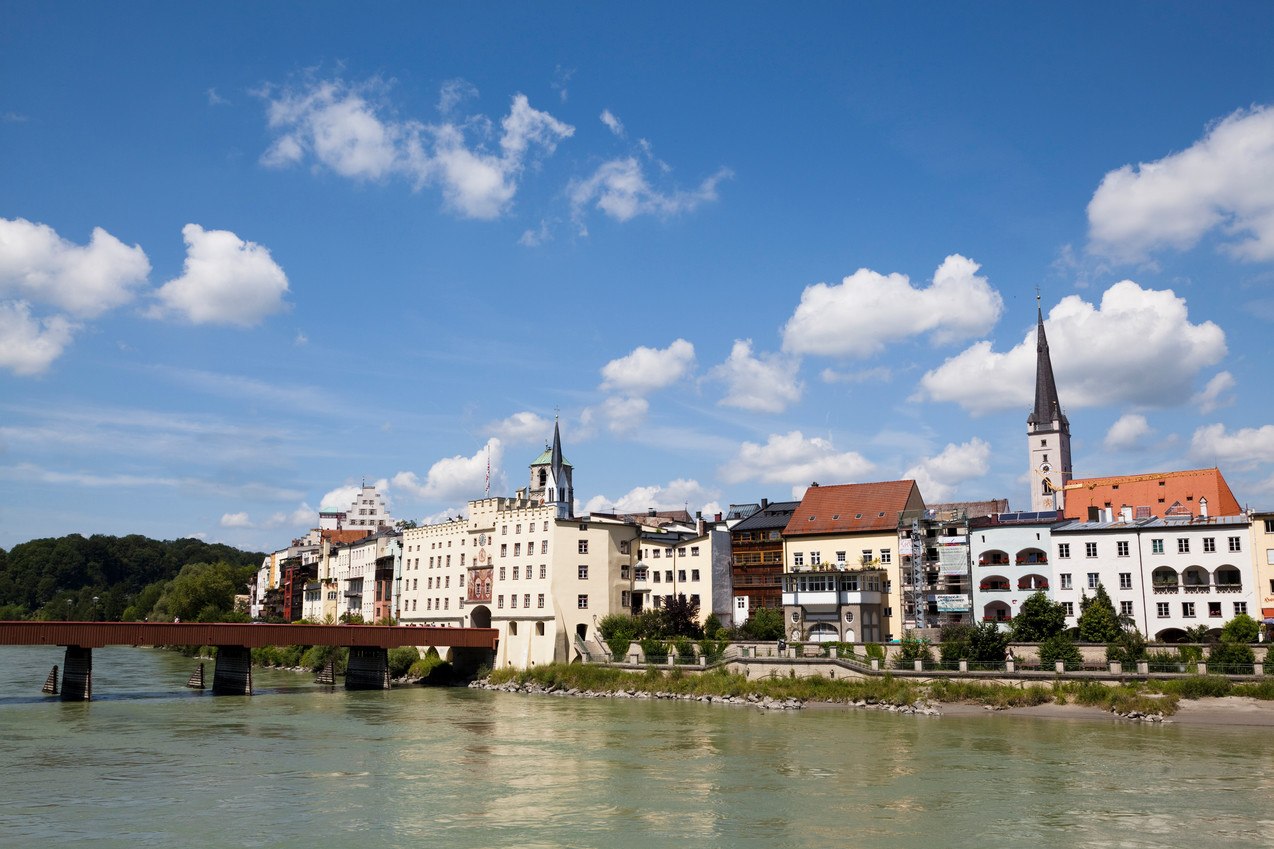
92 596 100 622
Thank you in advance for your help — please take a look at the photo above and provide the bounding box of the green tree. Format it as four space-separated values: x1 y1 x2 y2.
598 613 639 657
739 607 784 641
1038 632 1083 669
1220 613 1260 644
1010 592 1068 642
1077 584 1121 643
893 631 933 668
150 561 253 622
1106 628 1147 665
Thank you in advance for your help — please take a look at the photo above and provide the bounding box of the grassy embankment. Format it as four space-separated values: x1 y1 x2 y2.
487 664 1274 716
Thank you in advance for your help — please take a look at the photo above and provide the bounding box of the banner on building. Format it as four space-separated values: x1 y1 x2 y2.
899 538 913 557
938 544 968 576
935 594 971 612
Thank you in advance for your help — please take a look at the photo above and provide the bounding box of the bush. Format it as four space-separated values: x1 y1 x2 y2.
389 646 421 678
640 637 668 662
1207 642 1255 674
1106 629 1148 665
1156 675 1232 699
1039 632 1083 669
893 632 932 668
598 613 639 658
300 644 347 673
865 643 886 661
1221 613 1260 644
739 608 785 641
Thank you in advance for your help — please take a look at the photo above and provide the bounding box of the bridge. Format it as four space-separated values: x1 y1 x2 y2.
0 621 500 701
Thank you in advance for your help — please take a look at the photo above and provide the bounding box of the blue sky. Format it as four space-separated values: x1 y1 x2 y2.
4 3 1274 552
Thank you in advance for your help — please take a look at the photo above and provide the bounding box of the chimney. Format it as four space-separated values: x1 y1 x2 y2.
1199 497 1208 518
648 508 656 517
1120 506 1132 522
715 512 722 522
761 498 769 510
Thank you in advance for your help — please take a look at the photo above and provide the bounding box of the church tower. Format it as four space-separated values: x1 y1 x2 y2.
528 418 574 519
1027 298 1072 511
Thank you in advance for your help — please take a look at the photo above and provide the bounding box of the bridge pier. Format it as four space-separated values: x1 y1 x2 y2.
212 646 253 695
345 646 390 690
61 646 92 701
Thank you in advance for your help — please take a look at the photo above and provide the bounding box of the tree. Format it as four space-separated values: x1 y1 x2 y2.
940 621 1009 665
394 519 419 530
739 607 784 641
150 561 252 622
1221 613 1260 644
1010 592 1068 642
598 613 639 657
1039 632 1083 669
1106 628 1147 665
893 631 933 668
1077 584 1121 643
660 594 703 638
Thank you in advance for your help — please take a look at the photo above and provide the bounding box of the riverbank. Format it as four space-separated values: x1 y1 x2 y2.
479 663 1274 725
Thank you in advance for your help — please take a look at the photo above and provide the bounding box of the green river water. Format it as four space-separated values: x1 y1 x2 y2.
1 646 1271 848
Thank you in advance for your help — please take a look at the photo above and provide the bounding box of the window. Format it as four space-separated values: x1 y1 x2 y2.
1203 537 1216 553
578 565 588 580
1062 602 1074 616
691 546 700 556
1177 538 1190 554
619 540 630 555
652 571 661 583
793 553 804 567
1120 601 1134 617
577 594 588 609
498 595 504 609
500 544 507 557
1182 602 1195 618
1208 602 1222 618
514 543 521 557
1119 573 1132 590
1156 602 1170 618
1085 542 1098 558
576 540 589 555
427 577 433 589
691 594 700 607
665 571 673 583
499 567 506 581
536 593 545 608
1151 539 1164 555
678 570 687 582
1058 544 1071 559
510 594 517 609
1087 573 1099 589
1235 601 1248 616
678 547 687 557
540 565 546 579
515 524 522 534
1229 536 1242 553
880 549 892 564
445 576 450 588
1116 541 1130 557
523 594 530 609
512 566 519 580
652 549 661 559
501 525 507 535
1060 573 1072 590
691 569 700 581
543 521 549 532
1266 519 1274 533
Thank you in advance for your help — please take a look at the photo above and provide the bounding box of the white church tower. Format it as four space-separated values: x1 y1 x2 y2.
1027 298 1072 512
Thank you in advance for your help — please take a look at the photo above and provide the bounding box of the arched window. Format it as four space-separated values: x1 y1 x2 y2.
539 469 547 486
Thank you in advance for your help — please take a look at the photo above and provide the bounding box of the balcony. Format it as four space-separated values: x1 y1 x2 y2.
1216 583 1243 594
1152 583 1179 594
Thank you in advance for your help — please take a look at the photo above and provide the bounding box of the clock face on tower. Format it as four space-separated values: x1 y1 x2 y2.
1040 462 1052 474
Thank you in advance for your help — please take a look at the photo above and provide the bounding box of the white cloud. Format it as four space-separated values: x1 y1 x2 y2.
708 339 803 413
720 431 876 490
1088 105 1274 263
259 78 573 220
600 338 695 395
518 219 552 247
1190 423 1274 470
319 484 362 513
393 438 502 503
489 411 551 443
1103 414 1152 452
1192 371 1236 414
207 88 229 106
600 109 625 138
220 511 252 528
902 438 991 502
583 478 717 517
148 224 289 326
821 366 892 384
918 280 1226 413
0 217 150 318
0 301 76 376
782 254 1003 358
569 158 731 223
579 396 649 436
437 78 478 114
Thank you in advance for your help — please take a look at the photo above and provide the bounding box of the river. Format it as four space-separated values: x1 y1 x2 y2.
1 646 1271 848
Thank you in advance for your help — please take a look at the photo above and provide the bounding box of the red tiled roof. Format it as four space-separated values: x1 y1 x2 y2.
783 480 925 536
1060 467 1241 520
322 529 373 544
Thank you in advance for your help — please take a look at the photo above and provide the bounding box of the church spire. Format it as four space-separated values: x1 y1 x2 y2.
1027 296 1067 430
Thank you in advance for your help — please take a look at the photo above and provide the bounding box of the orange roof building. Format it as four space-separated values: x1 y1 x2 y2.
1059 467 1241 521
783 480 926 538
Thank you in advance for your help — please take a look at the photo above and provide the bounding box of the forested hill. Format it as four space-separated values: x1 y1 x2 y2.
0 534 263 620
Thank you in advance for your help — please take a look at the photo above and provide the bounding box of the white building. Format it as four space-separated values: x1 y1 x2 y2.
1050 512 1256 639
968 512 1056 627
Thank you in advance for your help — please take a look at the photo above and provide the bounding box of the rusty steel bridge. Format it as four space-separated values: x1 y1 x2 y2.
0 621 499 700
